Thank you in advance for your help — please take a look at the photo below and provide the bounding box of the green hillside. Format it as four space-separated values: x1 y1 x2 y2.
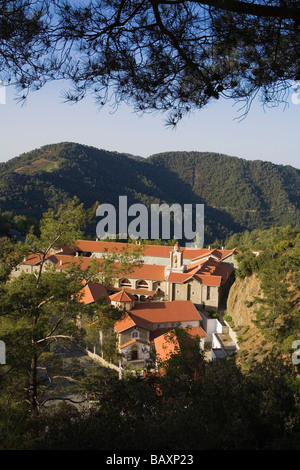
0 143 299 244
148 151 300 231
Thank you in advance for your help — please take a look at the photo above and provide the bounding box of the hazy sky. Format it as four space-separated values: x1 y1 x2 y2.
0 80 299 169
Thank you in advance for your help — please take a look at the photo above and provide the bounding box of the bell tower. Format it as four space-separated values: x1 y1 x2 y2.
170 242 184 272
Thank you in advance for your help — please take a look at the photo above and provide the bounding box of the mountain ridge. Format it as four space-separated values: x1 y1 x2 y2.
0 142 299 244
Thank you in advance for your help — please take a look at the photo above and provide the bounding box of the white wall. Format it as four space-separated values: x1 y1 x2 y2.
200 315 223 342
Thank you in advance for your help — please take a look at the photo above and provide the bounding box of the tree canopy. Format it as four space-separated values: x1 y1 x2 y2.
0 197 143 416
1 0 299 123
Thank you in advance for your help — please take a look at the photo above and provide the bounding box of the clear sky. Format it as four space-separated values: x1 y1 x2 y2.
0 80 299 169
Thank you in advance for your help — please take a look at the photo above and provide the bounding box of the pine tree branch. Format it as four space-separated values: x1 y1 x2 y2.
157 0 300 20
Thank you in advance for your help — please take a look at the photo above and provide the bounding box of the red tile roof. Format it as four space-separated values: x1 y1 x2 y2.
47 254 92 271
114 301 201 333
168 257 232 286
114 312 152 333
75 240 215 260
118 263 166 281
192 248 238 261
167 265 199 283
150 328 174 342
119 339 138 349
114 313 137 333
47 253 166 282
110 290 136 303
196 258 232 285
193 274 222 287
187 326 207 338
154 331 180 362
57 244 78 255
154 326 206 363
21 253 44 265
80 281 110 304
130 300 201 324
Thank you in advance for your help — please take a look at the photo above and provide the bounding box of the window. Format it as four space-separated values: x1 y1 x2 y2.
207 286 211 300
120 278 131 288
130 348 138 360
132 331 139 339
137 280 148 289
187 284 191 300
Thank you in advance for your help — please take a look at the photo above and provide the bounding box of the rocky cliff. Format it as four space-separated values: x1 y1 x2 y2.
226 274 272 368
227 273 263 327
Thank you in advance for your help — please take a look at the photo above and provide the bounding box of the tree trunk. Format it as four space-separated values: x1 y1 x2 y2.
29 352 39 415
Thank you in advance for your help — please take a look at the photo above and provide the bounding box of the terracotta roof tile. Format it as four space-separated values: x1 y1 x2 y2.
75 240 215 260
81 281 110 304
131 300 201 323
168 257 232 286
154 331 180 362
114 311 152 333
21 253 44 265
118 263 166 281
47 254 92 271
154 326 207 362
119 339 137 349
187 326 207 338
114 313 136 333
110 290 136 303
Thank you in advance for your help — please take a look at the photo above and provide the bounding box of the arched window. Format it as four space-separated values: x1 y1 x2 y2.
137 280 148 289
132 331 139 339
120 278 131 288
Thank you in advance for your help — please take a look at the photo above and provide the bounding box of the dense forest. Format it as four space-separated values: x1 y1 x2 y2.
0 142 299 244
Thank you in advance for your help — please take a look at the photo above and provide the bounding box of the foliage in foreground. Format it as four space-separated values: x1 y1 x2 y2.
1 353 300 451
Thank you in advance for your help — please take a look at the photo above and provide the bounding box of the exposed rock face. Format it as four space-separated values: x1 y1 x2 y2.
227 273 263 328
225 273 274 366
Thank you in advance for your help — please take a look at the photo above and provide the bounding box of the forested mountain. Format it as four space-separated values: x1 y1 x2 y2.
148 151 300 232
0 142 299 243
